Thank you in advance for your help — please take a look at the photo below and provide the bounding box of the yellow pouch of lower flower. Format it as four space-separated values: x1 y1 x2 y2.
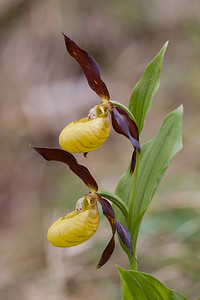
47 203 99 247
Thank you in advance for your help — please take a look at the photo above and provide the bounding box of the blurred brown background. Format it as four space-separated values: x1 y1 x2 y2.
0 0 200 299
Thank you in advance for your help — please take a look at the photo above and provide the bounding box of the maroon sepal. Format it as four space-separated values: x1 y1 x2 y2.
63 33 110 101
96 195 135 268
111 106 140 173
96 235 115 270
111 106 140 150
130 148 137 174
32 146 98 192
96 195 116 269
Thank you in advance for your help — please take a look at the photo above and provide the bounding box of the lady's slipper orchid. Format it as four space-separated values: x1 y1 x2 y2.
32 146 134 268
60 34 140 173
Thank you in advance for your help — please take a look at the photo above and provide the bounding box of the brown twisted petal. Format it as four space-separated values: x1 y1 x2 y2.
130 148 137 174
32 146 98 192
96 195 135 268
96 195 116 269
111 106 140 149
63 33 110 101
111 106 140 173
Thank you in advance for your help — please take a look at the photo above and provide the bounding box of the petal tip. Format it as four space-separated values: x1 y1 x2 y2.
62 34 110 100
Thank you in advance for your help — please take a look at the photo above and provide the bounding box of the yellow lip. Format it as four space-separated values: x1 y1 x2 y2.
59 114 110 153
47 203 99 247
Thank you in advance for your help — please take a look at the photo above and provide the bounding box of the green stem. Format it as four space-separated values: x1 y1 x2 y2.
98 190 128 221
129 256 137 270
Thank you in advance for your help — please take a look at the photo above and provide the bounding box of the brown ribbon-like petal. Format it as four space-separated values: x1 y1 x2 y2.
32 146 98 192
130 148 137 174
111 106 140 149
63 33 110 101
96 194 135 268
96 195 116 269
111 106 140 173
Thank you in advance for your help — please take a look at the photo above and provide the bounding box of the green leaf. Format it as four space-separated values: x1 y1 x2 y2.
113 167 137 267
130 105 183 227
129 42 168 133
118 267 187 300
129 209 146 252
114 165 133 225
115 105 183 254
114 41 168 224
115 167 133 208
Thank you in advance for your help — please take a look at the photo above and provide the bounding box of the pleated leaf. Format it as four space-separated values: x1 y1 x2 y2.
115 105 183 253
129 105 183 231
129 42 168 133
118 267 187 300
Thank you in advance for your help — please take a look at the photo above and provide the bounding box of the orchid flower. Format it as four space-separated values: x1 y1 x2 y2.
32 146 134 269
59 34 140 173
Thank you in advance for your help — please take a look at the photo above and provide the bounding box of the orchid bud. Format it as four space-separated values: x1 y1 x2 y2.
59 103 110 153
47 194 99 247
